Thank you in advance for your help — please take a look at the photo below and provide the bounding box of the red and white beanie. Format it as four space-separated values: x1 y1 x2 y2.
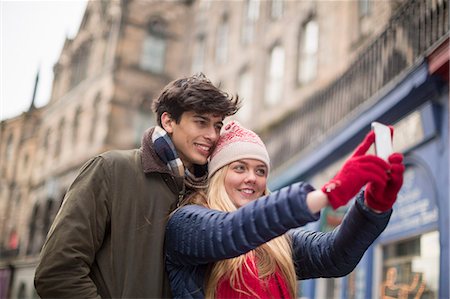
208 121 270 178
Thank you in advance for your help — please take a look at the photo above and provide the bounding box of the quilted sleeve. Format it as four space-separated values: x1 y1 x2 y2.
165 182 320 266
291 192 392 279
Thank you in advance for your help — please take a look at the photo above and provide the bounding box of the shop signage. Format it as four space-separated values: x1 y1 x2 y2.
380 162 439 242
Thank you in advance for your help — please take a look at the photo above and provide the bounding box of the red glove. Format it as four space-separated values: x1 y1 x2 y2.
322 131 390 210
365 153 405 212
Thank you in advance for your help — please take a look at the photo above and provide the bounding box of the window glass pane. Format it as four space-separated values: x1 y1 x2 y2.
141 34 166 73
216 20 228 64
237 70 253 122
381 231 440 299
247 0 260 21
192 37 206 73
298 20 319 84
270 0 283 19
241 0 260 44
359 0 370 17
265 46 284 106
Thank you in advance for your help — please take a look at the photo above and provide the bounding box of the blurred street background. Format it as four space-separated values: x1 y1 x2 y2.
0 0 448 298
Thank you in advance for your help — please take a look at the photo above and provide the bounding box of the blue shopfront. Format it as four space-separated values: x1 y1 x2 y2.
269 61 449 299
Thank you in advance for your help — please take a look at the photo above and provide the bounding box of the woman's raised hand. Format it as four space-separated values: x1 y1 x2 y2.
364 153 405 212
321 131 390 210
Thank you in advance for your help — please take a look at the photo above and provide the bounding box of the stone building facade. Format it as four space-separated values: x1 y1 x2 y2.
1 0 448 298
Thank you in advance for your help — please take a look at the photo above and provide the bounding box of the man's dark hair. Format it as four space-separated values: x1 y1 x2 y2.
152 73 240 126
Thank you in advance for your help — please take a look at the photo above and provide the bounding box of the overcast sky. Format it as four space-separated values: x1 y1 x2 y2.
1 0 88 121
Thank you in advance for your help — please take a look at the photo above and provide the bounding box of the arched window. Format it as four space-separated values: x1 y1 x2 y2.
140 18 168 74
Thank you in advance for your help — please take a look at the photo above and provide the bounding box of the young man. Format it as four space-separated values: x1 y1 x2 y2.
34 74 240 299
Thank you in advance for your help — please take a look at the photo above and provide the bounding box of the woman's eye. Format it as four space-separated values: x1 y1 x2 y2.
256 168 267 176
233 165 245 172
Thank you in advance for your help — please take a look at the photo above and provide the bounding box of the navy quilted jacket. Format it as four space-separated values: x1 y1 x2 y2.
165 182 391 298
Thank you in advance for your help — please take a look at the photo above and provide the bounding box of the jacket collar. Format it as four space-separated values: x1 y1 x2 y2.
140 127 178 175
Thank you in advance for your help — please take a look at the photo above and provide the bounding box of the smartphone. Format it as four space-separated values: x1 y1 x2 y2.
371 122 393 161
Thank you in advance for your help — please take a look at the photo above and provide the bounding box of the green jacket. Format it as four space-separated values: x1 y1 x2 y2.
35 128 184 298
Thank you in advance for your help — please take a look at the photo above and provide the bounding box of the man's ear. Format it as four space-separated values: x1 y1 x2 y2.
161 112 174 134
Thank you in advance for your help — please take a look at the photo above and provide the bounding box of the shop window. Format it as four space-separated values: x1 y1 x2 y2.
265 44 285 106
381 231 440 299
140 18 167 74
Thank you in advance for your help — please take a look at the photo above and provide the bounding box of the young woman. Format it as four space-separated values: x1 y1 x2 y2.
165 121 404 299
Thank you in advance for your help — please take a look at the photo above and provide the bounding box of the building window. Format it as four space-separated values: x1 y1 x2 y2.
237 68 253 123
70 41 91 88
17 282 27 299
241 0 260 44
54 118 65 158
73 106 82 144
215 16 229 65
192 35 206 73
359 0 371 17
43 199 55 237
265 44 285 106
140 18 167 74
5 133 14 161
8 228 19 250
27 203 40 255
297 19 319 85
90 95 101 142
270 0 283 20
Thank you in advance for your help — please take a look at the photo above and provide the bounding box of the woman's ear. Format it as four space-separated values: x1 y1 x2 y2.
161 112 174 134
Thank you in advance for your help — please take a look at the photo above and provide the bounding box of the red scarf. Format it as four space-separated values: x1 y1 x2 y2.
216 256 291 299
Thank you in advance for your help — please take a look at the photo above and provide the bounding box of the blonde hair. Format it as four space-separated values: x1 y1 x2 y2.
182 165 297 299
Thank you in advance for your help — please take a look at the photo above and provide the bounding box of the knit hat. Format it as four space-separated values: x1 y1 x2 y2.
208 121 270 178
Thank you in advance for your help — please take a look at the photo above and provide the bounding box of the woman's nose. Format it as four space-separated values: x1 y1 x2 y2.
244 171 257 183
